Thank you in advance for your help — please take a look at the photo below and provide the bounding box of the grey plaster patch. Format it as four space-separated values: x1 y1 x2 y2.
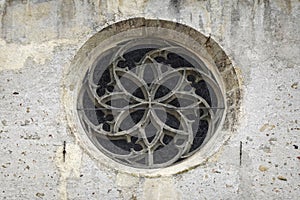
143 176 181 200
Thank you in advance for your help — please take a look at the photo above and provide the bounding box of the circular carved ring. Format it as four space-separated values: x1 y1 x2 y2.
64 18 242 174
78 38 225 168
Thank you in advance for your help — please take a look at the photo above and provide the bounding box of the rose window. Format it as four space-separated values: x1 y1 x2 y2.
77 38 225 168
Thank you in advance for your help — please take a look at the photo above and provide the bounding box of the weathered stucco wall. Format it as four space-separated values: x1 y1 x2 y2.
0 0 299 199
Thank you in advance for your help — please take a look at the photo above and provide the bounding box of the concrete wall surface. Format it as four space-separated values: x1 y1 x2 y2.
0 0 299 199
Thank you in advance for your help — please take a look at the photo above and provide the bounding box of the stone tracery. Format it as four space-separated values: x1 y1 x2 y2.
77 39 225 168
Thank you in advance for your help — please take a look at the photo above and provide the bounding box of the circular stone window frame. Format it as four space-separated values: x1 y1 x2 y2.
63 18 242 177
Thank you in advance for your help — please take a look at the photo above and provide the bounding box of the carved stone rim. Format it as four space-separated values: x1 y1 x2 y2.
63 18 242 177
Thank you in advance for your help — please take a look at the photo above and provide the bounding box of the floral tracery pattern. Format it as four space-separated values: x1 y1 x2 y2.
78 40 224 168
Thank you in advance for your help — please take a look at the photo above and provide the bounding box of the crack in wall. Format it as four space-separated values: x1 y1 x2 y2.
55 142 82 200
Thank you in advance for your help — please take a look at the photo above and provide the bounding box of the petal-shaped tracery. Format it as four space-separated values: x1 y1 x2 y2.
112 67 149 101
77 38 225 168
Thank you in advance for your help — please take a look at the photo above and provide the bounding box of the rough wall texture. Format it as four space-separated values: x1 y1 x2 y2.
0 0 299 199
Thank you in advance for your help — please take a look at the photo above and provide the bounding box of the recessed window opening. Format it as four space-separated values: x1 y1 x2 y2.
65 18 241 173
77 37 225 169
